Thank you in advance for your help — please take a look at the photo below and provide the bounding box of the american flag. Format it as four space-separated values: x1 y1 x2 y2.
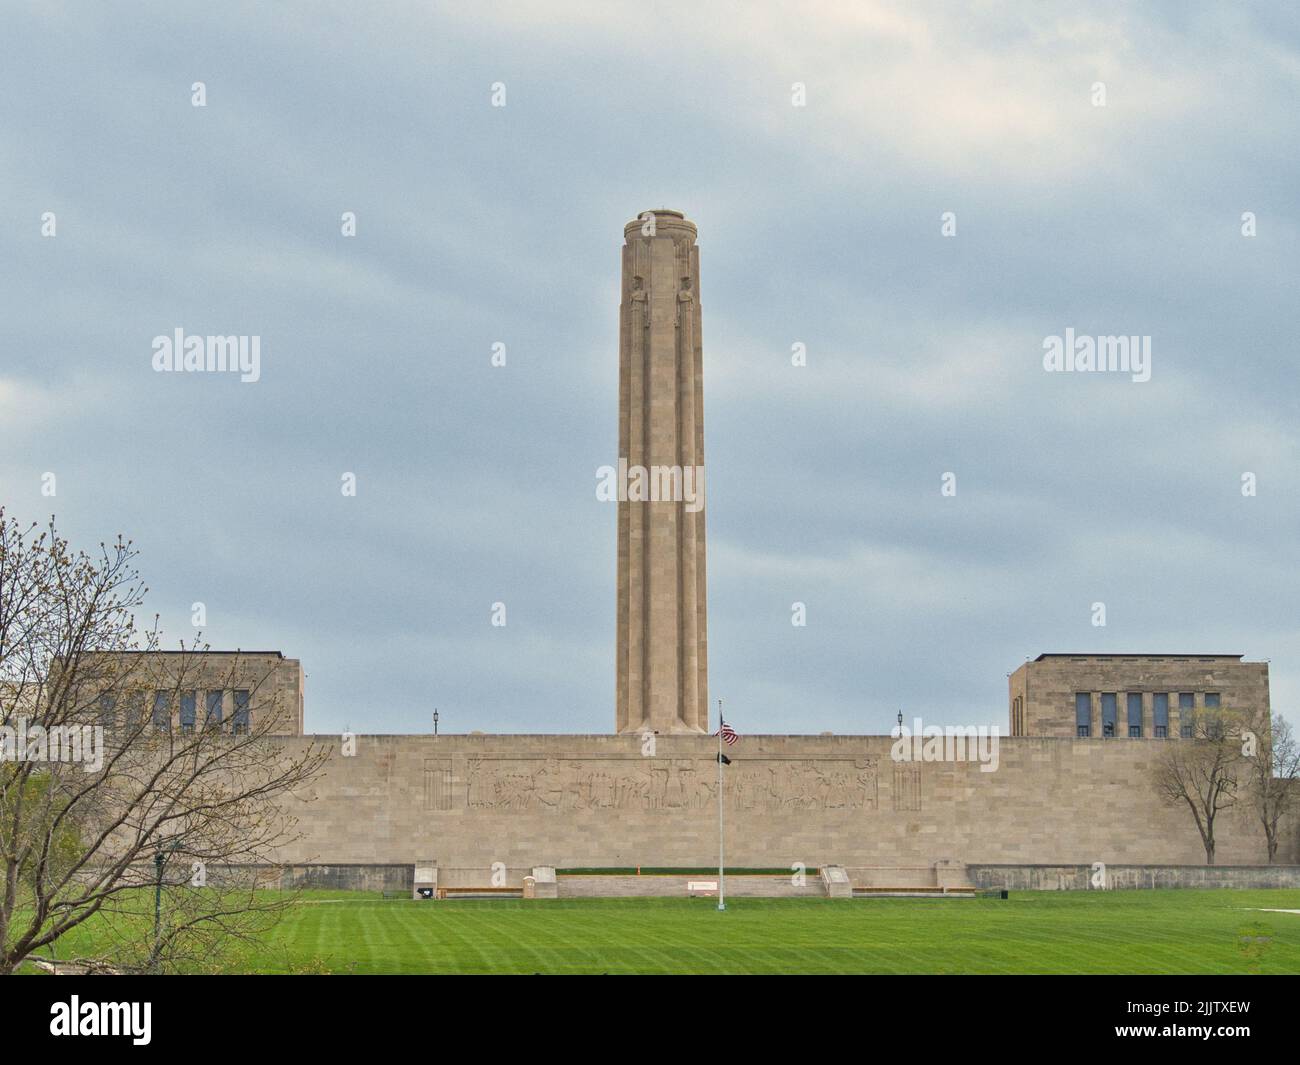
718 719 739 746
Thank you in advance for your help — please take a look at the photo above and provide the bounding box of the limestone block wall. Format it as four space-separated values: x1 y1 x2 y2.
269 733 1298 870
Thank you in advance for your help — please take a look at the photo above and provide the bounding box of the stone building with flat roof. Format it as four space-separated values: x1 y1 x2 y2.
56 650 304 737
1008 653 1269 740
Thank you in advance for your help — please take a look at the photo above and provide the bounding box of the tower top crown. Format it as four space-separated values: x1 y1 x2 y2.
624 209 697 243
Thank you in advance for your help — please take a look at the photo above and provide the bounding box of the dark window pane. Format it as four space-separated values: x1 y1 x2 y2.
205 690 223 728
1126 693 1142 736
179 690 196 732
152 691 171 730
232 690 250 734
1101 693 1117 736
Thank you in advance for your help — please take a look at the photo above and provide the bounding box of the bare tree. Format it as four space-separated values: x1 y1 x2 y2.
1247 714 1300 864
0 511 328 975
1153 706 1248 866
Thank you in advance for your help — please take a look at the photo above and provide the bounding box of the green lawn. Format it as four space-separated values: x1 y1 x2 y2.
39 887 1300 974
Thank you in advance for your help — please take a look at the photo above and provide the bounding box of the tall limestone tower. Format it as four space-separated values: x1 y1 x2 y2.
616 210 709 734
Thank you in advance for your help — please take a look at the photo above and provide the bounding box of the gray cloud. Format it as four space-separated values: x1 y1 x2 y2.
2 2 1296 735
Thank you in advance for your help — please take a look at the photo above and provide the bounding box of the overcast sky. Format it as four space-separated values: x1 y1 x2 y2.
3 2 1297 736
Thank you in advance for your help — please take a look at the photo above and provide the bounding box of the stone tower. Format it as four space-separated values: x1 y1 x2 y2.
616 210 709 734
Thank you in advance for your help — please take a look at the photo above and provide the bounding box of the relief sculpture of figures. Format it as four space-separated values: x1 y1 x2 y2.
458 757 876 814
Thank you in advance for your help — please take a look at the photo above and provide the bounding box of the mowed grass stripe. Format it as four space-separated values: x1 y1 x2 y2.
30 889 1300 973
300 889 1282 975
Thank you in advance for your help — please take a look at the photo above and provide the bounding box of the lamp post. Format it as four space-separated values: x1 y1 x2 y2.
433 708 439 736
717 698 725 912
152 839 182 974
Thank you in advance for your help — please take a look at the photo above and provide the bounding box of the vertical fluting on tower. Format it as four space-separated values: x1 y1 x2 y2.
616 210 708 734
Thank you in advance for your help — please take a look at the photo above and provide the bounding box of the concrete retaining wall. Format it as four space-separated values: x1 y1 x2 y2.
220 862 1300 895
846 865 938 888
556 874 824 898
968 863 1300 891
438 866 533 889
89 862 414 893
252 863 413 892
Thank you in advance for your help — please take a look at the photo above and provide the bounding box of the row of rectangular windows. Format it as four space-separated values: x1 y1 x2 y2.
1074 691 1219 738
97 689 251 735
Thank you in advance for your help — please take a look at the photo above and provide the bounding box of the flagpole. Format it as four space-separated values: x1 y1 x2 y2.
717 697 725 912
